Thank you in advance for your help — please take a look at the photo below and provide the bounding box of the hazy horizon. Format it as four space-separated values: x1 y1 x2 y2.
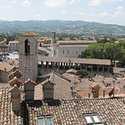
0 0 125 26
0 19 125 27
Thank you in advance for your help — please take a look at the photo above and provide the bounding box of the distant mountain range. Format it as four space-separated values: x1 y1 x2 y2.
0 20 125 36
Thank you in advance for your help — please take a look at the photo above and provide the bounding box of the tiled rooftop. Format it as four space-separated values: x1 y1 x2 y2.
25 98 125 125
19 32 38 37
38 56 111 65
0 85 125 125
35 73 73 100
0 87 23 125
0 60 19 72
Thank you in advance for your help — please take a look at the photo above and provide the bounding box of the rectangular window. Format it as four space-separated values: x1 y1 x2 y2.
63 50 64 54
38 116 53 125
67 50 69 54
54 50 56 55
84 114 103 125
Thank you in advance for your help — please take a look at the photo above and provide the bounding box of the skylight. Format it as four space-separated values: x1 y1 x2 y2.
38 116 53 125
84 113 103 125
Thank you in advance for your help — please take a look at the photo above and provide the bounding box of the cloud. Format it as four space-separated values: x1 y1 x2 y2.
1 5 11 8
89 0 124 6
98 11 109 17
11 0 17 4
44 0 66 7
112 6 125 17
69 0 80 4
62 10 67 14
44 0 81 7
23 0 32 6
79 12 86 16
34 14 48 21
34 14 41 20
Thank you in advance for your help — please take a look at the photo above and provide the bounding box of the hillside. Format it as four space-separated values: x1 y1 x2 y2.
0 20 125 36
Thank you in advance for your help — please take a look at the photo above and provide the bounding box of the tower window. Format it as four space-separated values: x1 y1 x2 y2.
25 39 30 56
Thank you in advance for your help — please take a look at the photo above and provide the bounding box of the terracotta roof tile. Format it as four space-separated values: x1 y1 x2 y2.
38 56 111 65
19 32 38 37
25 98 125 125
0 60 19 72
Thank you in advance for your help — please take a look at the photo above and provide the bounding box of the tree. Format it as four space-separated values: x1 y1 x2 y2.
119 49 125 66
79 42 123 67
78 44 105 59
76 69 88 78
104 44 121 65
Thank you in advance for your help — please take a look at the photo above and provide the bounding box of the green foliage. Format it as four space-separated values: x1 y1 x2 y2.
119 49 125 66
97 37 108 43
0 45 8 48
79 42 125 67
38 67 42 76
117 41 125 49
42 41 50 44
0 37 4 41
0 20 125 36
38 50 49 56
76 69 88 78
79 44 105 59
104 43 121 62
59 71 66 75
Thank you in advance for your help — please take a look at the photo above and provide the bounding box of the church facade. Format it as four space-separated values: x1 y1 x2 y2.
50 32 97 58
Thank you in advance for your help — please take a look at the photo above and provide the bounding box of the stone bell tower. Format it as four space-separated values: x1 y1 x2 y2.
19 32 38 81
51 31 57 57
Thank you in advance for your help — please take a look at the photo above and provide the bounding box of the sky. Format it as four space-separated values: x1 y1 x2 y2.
0 0 125 25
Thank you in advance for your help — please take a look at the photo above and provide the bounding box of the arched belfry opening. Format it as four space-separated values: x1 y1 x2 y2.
25 39 30 56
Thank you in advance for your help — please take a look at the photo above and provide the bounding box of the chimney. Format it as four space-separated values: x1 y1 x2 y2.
91 84 101 98
4 68 6 72
24 79 36 101
103 90 106 97
12 60 15 65
8 84 21 113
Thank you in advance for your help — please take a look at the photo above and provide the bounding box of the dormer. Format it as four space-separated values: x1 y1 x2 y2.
8 77 23 87
24 79 36 101
8 69 23 80
41 79 54 100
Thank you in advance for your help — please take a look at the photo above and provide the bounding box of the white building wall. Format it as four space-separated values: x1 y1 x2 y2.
9 42 19 52
57 47 86 58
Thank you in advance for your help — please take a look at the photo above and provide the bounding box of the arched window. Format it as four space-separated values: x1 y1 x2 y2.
25 39 30 55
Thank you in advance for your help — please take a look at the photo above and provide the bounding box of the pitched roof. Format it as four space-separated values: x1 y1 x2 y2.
19 32 38 37
0 60 19 72
35 72 73 100
0 86 125 125
8 77 23 87
25 79 36 84
8 69 23 80
8 84 22 93
25 98 125 125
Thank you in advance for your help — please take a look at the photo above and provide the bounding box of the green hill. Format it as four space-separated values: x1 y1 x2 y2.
0 20 125 36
